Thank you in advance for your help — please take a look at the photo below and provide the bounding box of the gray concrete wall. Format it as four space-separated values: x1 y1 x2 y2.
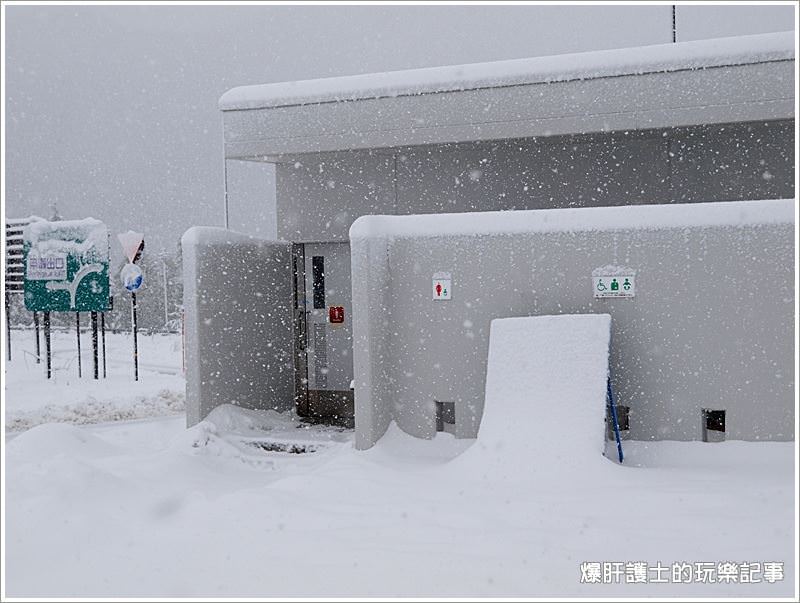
276 152 395 242
350 200 795 448
275 121 794 242
182 227 294 425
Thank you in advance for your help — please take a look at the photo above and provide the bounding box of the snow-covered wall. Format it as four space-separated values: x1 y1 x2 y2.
350 199 795 449
276 121 794 242
182 227 294 425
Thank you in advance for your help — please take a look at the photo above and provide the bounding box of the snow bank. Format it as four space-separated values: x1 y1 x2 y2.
6 389 185 433
4 330 185 433
6 423 122 462
4 413 794 597
454 314 613 480
350 198 794 240
220 31 794 110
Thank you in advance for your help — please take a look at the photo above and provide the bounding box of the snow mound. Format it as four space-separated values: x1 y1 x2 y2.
204 403 352 444
170 405 353 468
204 404 297 435
6 389 185 432
367 422 475 464
6 423 121 462
456 314 614 480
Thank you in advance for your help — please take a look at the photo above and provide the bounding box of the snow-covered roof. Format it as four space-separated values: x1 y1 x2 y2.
349 199 795 241
221 31 794 159
220 31 794 111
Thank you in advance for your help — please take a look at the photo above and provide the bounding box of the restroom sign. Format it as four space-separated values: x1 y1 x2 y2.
593 273 635 299
432 272 452 300
329 306 345 324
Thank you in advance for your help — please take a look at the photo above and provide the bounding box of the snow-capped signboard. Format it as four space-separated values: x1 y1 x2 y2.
592 266 635 299
432 272 452 300
23 218 110 312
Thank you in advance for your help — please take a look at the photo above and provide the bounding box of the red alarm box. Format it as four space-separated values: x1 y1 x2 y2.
329 306 345 324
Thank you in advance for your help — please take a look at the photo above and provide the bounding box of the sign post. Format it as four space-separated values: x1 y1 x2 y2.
132 292 139 381
118 231 144 382
76 312 82 378
91 311 99 380
101 307 107 379
23 219 110 379
43 311 51 379
33 311 40 363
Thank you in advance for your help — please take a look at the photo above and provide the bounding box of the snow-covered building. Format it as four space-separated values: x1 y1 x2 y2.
183 31 795 448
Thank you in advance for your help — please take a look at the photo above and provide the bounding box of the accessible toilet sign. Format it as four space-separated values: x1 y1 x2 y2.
592 266 635 299
432 272 452 300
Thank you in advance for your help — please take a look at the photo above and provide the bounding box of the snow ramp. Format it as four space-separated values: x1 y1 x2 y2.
457 314 616 480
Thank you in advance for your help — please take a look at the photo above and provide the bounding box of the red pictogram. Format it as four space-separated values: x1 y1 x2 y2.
329 306 345 324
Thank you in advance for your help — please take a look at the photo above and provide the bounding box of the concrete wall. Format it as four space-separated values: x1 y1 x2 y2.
276 152 395 242
276 121 794 242
182 227 294 425
350 200 795 449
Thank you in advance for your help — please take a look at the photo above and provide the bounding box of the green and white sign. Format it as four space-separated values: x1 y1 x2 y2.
592 266 636 299
23 218 110 312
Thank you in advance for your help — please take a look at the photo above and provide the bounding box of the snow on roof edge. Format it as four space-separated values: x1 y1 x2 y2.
220 31 795 111
348 199 796 241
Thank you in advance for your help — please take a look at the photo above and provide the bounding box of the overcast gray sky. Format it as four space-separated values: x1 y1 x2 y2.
4 4 793 256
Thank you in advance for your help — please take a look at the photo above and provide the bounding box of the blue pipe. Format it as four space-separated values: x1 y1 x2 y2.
607 376 624 463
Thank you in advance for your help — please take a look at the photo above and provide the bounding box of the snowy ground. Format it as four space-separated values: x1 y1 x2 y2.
4 328 184 432
3 323 795 597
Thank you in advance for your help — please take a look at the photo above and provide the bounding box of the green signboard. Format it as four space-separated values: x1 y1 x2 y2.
23 218 110 312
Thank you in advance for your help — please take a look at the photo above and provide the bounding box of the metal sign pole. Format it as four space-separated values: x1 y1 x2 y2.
33 311 41 363
44 311 51 379
91 311 99 379
132 292 139 381
162 256 169 330
101 312 107 378
76 312 82 378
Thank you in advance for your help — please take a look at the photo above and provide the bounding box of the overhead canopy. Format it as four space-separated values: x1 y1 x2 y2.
220 31 795 160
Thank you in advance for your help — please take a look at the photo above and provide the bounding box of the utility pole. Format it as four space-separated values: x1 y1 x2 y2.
162 254 169 330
